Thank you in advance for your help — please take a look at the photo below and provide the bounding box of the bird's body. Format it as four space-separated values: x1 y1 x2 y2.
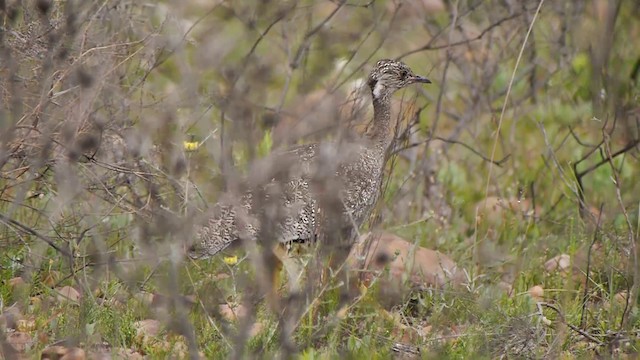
189 59 430 260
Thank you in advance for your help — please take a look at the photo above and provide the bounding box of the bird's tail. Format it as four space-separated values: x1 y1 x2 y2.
188 199 256 259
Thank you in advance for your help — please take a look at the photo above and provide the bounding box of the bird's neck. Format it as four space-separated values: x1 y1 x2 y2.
367 93 394 153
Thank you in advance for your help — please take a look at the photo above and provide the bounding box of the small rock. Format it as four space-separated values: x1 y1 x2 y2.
6 331 32 353
182 295 196 307
347 232 464 290
0 305 23 330
528 285 544 300
113 348 144 359
60 347 86 360
159 336 188 356
41 345 67 359
134 292 155 306
93 347 144 360
544 254 571 273
42 345 86 360
8 277 26 289
212 273 230 281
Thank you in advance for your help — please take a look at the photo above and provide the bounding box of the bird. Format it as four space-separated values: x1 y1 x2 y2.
188 59 431 285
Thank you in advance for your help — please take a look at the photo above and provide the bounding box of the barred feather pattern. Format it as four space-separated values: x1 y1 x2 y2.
190 144 385 259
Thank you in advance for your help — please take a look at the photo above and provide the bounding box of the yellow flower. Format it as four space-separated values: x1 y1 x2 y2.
183 140 199 152
16 319 36 332
223 256 238 265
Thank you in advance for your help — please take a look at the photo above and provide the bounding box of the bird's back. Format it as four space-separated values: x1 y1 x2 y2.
189 140 385 259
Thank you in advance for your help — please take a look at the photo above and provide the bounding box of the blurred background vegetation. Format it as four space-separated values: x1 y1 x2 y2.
1 0 639 358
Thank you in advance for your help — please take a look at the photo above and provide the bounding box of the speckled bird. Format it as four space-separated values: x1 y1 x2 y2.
189 59 431 260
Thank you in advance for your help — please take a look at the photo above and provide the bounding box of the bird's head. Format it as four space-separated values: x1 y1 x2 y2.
367 59 431 100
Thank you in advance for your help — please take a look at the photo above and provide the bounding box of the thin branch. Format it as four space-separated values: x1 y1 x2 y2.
290 1 345 69
399 11 525 58
602 130 638 330
484 0 545 203
395 136 510 167
576 139 640 179
0 212 73 260
568 126 600 148
538 302 604 346
580 203 603 329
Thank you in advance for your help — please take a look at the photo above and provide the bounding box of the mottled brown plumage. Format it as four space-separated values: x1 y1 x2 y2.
189 59 430 259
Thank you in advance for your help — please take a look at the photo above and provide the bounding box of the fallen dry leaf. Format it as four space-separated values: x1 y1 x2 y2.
381 308 423 346
55 286 81 303
336 305 349 320
249 321 265 338
391 323 421 345
155 336 189 356
30 296 42 307
134 319 161 339
134 319 162 348
42 270 60 288
218 304 247 322
573 242 611 275
586 205 606 223
212 273 230 281
544 254 571 273
37 331 50 346
421 325 433 337
613 291 629 305
16 318 36 332
497 281 514 297
475 196 540 226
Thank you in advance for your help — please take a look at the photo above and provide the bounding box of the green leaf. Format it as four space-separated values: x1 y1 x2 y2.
257 129 273 158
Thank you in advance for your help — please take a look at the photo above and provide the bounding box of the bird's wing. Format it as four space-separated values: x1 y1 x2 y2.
191 141 367 258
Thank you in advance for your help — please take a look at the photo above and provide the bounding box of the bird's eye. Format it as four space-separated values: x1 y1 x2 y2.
400 70 408 80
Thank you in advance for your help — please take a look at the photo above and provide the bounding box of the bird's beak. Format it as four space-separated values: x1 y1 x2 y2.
412 75 432 84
